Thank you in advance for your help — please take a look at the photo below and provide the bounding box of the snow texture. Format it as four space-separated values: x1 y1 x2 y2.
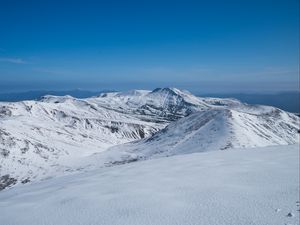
0 145 299 225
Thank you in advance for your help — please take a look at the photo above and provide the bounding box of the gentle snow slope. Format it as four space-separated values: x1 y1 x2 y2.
0 145 299 225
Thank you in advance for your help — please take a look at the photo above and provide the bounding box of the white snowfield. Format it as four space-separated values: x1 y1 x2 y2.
0 87 299 189
0 145 299 225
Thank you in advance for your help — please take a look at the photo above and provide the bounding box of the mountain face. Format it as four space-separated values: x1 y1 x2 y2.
0 95 163 189
108 107 299 161
93 87 242 122
0 88 299 190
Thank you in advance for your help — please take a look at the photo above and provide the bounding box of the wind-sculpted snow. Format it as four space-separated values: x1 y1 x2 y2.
0 145 299 225
0 87 299 190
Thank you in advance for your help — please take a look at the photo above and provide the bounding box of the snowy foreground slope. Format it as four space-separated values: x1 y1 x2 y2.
0 145 299 225
0 87 299 189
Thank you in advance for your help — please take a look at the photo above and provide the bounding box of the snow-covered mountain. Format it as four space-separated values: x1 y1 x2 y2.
91 87 242 121
108 106 299 161
0 94 163 189
0 87 299 190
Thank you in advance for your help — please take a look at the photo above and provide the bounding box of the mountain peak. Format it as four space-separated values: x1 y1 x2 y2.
151 87 187 95
40 95 75 103
1 87 299 190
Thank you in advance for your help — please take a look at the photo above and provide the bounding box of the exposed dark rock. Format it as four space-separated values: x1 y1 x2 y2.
21 178 30 184
0 175 17 191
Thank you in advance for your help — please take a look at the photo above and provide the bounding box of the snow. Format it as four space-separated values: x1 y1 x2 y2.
0 95 164 188
0 144 299 225
105 108 299 161
0 87 299 189
89 87 242 121
0 87 299 223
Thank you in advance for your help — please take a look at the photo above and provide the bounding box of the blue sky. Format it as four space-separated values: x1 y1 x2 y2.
0 0 299 93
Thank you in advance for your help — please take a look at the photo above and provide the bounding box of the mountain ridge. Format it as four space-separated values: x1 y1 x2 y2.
0 87 299 190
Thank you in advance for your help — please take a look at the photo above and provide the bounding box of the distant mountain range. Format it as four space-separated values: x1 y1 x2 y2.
0 89 111 101
201 92 300 113
1 87 299 190
0 89 299 113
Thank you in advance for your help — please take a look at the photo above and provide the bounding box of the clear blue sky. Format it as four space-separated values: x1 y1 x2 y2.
0 0 299 93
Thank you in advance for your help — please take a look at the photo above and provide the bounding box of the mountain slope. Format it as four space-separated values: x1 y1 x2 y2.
0 96 163 189
0 87 299 190
105 106 299 161
0 145 299 225
89 87 242 121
